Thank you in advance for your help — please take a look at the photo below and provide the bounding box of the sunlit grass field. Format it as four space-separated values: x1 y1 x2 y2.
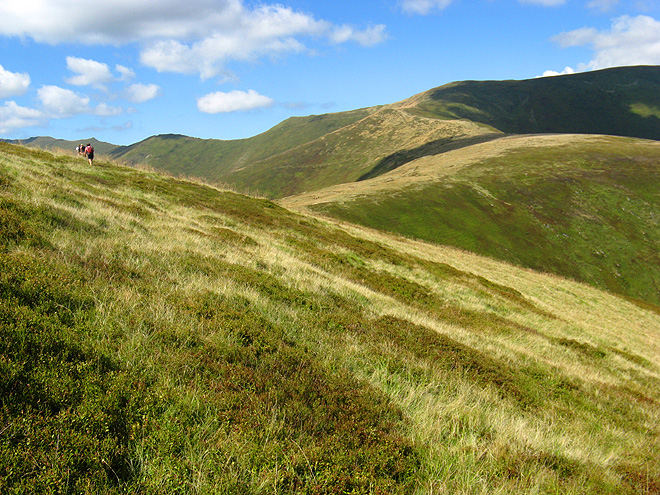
1 142 659 494
296 134 660 306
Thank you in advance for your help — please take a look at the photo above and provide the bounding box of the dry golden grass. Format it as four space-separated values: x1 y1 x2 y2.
2 143 658 494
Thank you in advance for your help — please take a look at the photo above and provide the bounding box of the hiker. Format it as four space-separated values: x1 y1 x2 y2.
85 143 94 166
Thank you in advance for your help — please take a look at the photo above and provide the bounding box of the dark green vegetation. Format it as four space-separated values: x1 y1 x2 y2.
1 143 659 494
308 135 660 306
408 65 660 139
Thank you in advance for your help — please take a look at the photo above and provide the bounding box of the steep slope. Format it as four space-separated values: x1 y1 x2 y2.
1 142 659 494
282 134 660 306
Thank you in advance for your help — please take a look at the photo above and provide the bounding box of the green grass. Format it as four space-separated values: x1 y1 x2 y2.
14 66 660 205
107 109 374 190
407 65 660 140
1 142 659 494
309 136 660 306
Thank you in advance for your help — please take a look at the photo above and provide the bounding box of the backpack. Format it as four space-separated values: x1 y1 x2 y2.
85 145 93 154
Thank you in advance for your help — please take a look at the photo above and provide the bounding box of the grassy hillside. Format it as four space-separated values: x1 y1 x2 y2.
107 109 497 199
224 109 499 198
1 142 659 494
4 136 119 156
111 66 660 198
284 134 660 306
108 109 374 184
400 65 660 140
11 67 660 201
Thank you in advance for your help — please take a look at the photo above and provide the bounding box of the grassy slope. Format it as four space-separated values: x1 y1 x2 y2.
109 109 497 199
108 109 373 184
12 67 660 201
110 66 660 200
223 109 498 199
5 137 119 156
402 65 660 140
288 134 660 306
1 143 659 494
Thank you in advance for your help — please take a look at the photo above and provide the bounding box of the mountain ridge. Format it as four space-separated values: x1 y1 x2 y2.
8 65 660 199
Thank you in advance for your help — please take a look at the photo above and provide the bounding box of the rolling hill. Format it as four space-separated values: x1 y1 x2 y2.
400 64 660 139
6 66 660 308
1 142 659 494
111 65 660 199
282 133 660 306
9 66 660 201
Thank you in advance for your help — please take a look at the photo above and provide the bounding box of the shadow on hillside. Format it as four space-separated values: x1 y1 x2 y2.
357 133 504 181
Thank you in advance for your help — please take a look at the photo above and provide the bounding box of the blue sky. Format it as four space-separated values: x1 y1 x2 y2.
1 0 659 145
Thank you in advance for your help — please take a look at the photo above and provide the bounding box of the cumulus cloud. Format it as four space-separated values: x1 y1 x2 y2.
38 85 91 117
116 65 136 82
140 3 386 79
65 57 115 89
197 89 274 113
94 103 124 117
553 15 660 70
0 0 386 79
0 101 43 133
37 85 122 117
123 83 162 103
124 84 161 103
0 65 30 99
0 0 242 44
329 24 387 46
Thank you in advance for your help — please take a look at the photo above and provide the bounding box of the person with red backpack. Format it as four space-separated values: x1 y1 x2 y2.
85 143 94 166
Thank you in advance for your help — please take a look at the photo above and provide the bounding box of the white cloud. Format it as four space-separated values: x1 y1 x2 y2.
37 85 91 117
141 3 385 79
553 15 660 70
329 24 388 46
1 81 127 133
0 0 242 44
140 40 204 76
0 1 386 80
0 101 43 133
124 83 162 103
401 0 567 13
116 65 136 82
197 89 274 113
401 0 453 15
65 57 114 89
94 103 124 117
0 65 30 99
539 67 576 77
